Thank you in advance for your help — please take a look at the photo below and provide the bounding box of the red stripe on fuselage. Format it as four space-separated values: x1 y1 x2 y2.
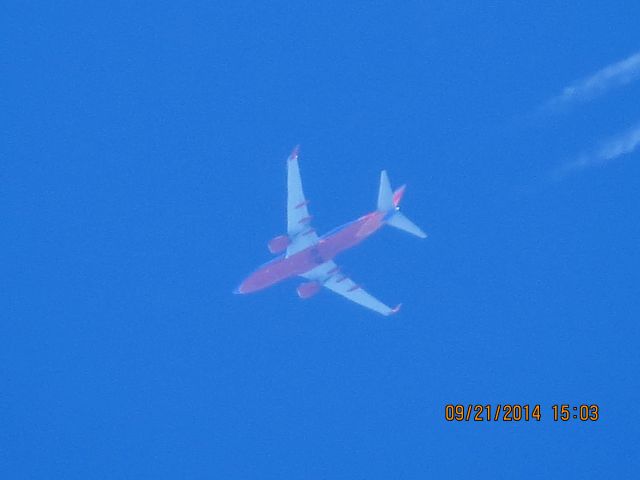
237 211 385 294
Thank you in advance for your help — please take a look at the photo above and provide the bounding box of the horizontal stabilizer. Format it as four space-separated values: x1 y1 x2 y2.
386 212 427 239
377 170 394 211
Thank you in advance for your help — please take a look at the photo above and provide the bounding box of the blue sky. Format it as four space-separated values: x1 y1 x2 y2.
3 1 639 478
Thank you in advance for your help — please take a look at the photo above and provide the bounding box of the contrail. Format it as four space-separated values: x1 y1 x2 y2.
544 51 640 112
552 123 640 180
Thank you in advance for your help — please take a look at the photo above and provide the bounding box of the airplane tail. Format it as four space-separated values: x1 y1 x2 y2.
386 211 427 238
377 170 428 239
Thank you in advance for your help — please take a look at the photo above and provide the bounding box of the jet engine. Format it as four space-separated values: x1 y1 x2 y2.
297 281 321 299
268 235 291 254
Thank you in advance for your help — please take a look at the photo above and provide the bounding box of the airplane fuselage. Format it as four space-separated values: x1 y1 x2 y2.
237 210 388 294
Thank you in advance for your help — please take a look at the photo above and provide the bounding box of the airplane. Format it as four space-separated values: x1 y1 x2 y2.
234 146 427 316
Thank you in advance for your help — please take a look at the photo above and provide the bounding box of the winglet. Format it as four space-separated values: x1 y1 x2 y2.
288 145 300 161
390 303 402 315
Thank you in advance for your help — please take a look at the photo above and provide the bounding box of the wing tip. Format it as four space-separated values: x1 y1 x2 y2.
288 144 300 161
389 303 402 315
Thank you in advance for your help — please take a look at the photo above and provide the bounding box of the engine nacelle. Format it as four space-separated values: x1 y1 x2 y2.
297 281 321 299
268 235 291 254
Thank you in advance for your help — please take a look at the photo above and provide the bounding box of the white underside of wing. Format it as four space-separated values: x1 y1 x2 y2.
286 150 319 256
302 261 399 316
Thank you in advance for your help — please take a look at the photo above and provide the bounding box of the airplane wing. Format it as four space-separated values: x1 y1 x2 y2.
286 146 319 256
302 261 401 316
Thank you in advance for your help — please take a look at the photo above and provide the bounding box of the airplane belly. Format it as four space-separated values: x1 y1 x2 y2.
237 249 321 293
318 221 367 259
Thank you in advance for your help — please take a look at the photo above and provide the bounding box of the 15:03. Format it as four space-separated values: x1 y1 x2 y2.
552 404 599 421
